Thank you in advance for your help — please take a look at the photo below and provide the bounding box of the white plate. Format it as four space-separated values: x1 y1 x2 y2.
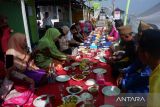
56 75 70 82
33 94 49 107
80 43 84 46
102 86 120 96
103 46 109 48
71 62 80 66
93 68 107 74
101 41 106 43
62 95 81 104
63 66 70 71
102 47 109 50
85 79 96 86
99 104 114 107
94 56 100 60
80 92 93 101
66 85 83 94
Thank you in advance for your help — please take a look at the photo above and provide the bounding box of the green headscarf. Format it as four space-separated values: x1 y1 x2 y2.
35 28 67 68
38 28 61 49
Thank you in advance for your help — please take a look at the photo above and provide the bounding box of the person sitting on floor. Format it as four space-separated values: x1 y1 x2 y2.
34 28 67 69
65 25 80 47
6 33 47 86
0 64 35 106
83 20 93 36
70 25 84 43
108 25 137 78
58 27 72 55
138 29 160 107
107 21 119 42
75 22 87 40
117 59 151 93
116 23 153 92
109 26 136 63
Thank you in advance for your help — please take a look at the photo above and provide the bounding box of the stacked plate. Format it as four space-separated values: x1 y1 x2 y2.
93 68 107 74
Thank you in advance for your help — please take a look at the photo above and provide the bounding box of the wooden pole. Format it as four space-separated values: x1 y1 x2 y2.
20 0 32 52
124 0 131 25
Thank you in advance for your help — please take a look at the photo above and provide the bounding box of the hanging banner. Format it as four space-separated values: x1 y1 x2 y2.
93 2 101 19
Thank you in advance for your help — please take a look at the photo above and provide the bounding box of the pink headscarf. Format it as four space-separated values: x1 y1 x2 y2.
62 26 70 35
6 33 29 70
8 33 27 53
109 26 119 41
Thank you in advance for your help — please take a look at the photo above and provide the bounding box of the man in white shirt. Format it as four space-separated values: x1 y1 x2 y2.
66 30 73 41
66 26 80 47
42 12 53 29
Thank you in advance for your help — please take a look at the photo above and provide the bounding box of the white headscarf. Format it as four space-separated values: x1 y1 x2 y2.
61 26 70 35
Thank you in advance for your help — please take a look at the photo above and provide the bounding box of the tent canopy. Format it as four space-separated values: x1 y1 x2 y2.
137 2 160 29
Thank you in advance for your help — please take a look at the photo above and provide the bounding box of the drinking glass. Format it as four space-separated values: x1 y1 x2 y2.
58 84 64 97
83 98 95 107
96 73 105 85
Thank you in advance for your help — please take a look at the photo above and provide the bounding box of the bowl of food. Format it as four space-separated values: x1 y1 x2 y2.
72 74 86 81
82 71 90 76
88 85 99 93
66 85 83 94
62 95 81 104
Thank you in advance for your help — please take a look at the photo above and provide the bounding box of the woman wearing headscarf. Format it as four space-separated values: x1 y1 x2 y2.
6 33 46 86
35 28 67 69
107 21 119 42
6 33 36 70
